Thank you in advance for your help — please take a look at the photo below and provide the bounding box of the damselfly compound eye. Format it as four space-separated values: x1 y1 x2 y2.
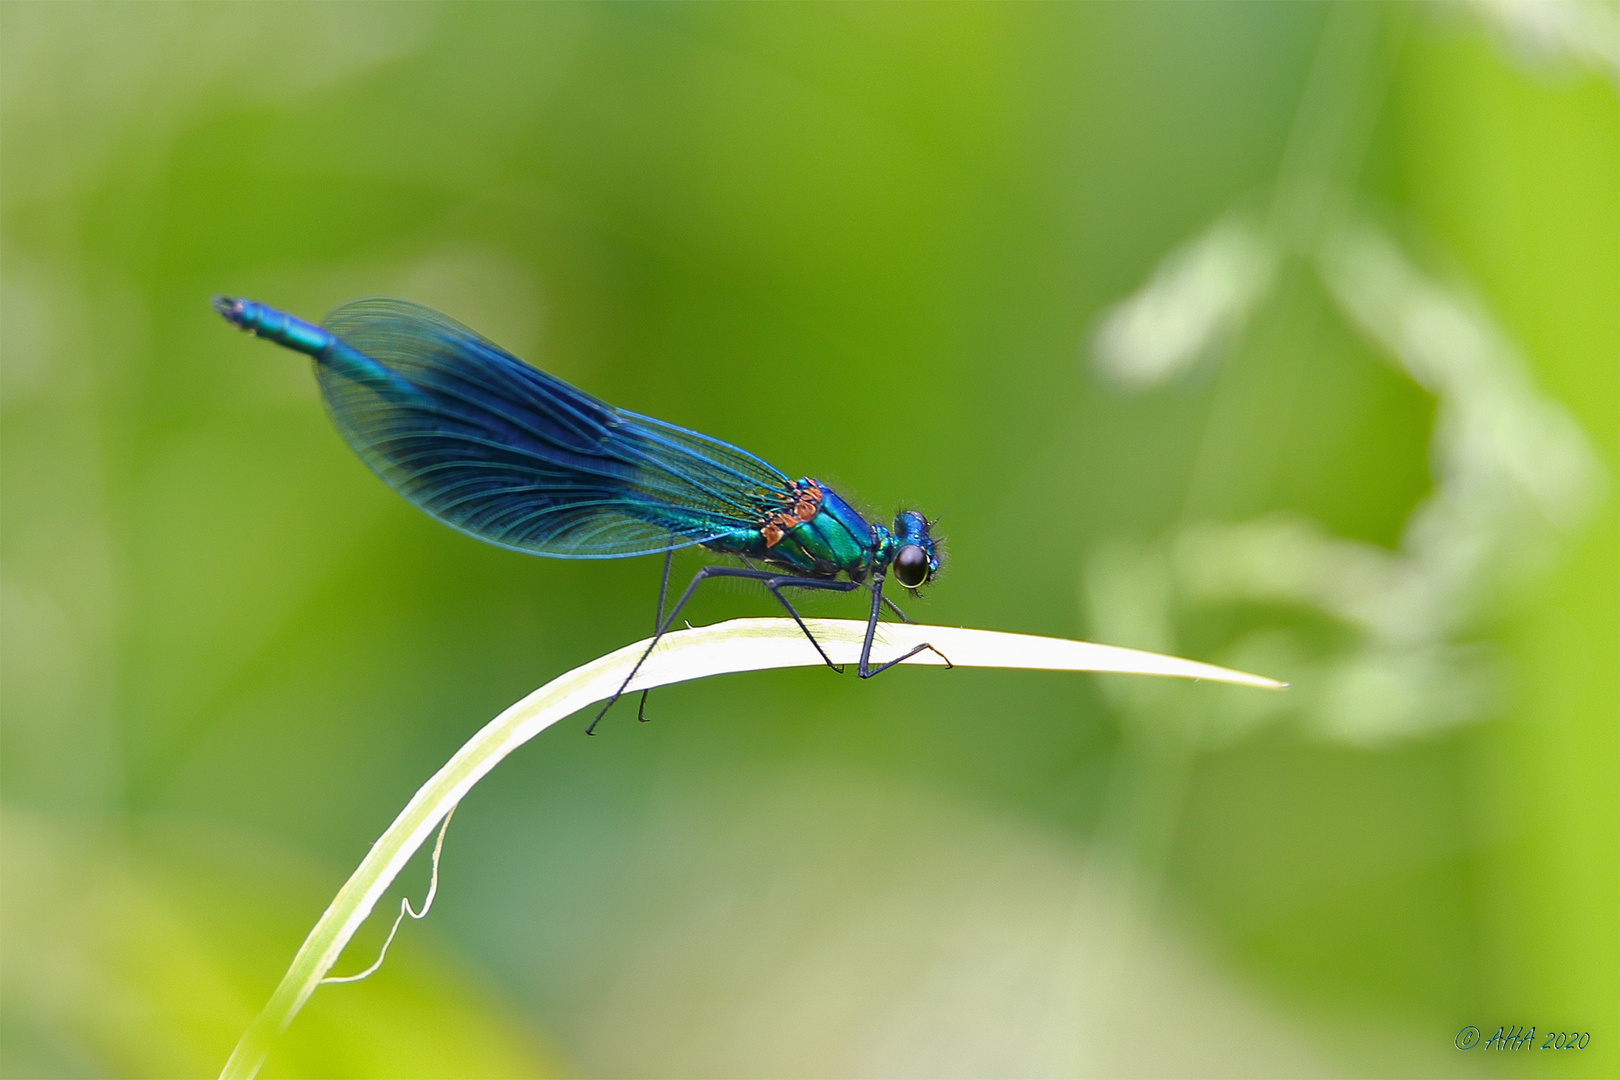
894 544 929 589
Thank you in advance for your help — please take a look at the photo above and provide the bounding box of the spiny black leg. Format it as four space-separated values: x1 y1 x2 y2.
588 565 859 735
855 572 887 675
760 578 856 673
860 641 954 677
638 546 676 724
855 572 953 679
654 546 673 628
882 594 909 622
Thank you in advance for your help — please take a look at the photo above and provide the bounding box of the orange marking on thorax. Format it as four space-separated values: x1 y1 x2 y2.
793 479 823 521
760 479 823 547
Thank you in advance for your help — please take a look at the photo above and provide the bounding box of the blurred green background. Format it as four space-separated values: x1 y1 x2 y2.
2 2 1614 1077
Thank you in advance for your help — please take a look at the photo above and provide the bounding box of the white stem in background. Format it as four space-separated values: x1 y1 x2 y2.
219 616 1282 1080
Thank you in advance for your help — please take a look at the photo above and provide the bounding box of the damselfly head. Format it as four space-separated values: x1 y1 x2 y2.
891 509 939 590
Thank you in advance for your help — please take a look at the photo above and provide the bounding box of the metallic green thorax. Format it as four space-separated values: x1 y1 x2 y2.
709 479 893 580
703 479 940 590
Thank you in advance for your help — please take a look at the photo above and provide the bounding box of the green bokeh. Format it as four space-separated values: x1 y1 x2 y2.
3 3 1613 1077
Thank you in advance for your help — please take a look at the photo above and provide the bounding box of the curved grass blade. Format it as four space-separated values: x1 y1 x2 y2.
219 618 1282 1079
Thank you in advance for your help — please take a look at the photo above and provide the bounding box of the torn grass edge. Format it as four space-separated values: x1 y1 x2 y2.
219 617 1282 1079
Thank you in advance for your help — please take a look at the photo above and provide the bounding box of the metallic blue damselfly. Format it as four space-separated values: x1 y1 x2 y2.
214 297 948 731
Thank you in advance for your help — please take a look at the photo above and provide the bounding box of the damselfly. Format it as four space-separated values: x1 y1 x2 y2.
214 297 949 731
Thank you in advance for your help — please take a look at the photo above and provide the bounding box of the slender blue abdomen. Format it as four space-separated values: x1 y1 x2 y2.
214 297 332 356
215 295 428 411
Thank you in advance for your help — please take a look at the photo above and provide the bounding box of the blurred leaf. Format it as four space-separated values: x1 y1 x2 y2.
0 810 558 1079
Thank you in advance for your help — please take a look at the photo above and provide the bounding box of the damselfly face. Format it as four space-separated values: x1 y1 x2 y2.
890 510 939 591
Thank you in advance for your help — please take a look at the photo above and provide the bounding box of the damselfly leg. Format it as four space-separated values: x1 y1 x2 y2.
636 545 676 723
589 567 953 734
856 571 953 677
587 566 864 734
